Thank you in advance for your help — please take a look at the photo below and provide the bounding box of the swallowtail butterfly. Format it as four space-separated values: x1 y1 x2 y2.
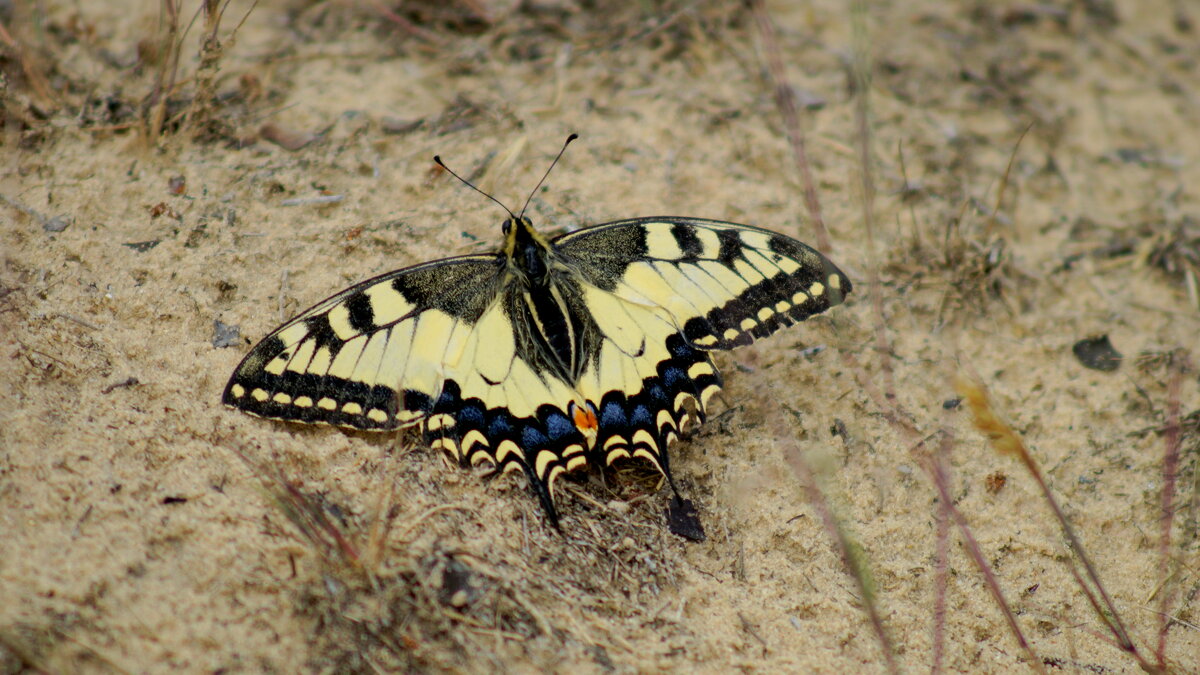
224 136 851 528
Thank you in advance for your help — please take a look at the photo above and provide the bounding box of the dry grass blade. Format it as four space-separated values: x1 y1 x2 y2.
931 479 951 675
925 432 1046 674
752 5 902 668
776 415 900 675
226 444 365 574
0 18 57 110
848 0 906 424
986 122 1033 238
366 0 446 45
954 377 1163 673
186 0 253 137
145 0 182 145
1155 351 1192 668
189 0 224 124
747 0 831 254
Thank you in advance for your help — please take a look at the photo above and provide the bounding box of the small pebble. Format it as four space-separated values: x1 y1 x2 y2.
43 215 71 232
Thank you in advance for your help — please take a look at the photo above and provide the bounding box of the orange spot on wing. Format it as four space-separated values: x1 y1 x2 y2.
571 402 598 433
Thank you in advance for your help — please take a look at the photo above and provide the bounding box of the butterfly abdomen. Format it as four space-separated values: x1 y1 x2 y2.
519 282 587 380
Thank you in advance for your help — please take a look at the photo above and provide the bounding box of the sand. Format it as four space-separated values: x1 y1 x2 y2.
2 0 1197 672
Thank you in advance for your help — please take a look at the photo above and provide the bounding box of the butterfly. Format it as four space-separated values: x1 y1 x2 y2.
223 135 852 529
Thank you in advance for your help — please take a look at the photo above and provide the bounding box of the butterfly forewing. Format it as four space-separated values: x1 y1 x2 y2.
222 255 502 430
553 217 852 351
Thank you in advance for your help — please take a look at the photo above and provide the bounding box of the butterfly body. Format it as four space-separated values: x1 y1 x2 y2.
224 212 851 526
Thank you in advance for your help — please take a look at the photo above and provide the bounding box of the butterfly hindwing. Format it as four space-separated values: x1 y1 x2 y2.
418 293 593 523
222 255 502 430
571 280 720 483
425 283 725 522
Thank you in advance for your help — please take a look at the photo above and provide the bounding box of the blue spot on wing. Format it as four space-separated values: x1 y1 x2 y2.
544 411 575 440
458 404 485 427
669 334 700 359
630 404 653 428
488 415 514 439
522 425 549 449
599 399 628 430
661 365 687 389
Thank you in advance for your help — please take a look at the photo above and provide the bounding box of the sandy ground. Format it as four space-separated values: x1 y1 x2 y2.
2 0 1198 672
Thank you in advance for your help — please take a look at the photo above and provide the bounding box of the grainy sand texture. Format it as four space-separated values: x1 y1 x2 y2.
2 1 1198 672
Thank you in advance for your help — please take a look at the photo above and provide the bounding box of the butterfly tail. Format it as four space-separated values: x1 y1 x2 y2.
524 466 563 530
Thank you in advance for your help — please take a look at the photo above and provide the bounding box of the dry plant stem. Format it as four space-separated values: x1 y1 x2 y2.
183 0 259 137
366 0 445 45
842 348 920 438
925 434 1046 674
227 445 365 572
756 5 927 665
1155 353 1190 668
931 442 952 675
605 3 694 53
986 123 1033 238
780 431 900 675
363 467 400 575
277 479 364 568
754 3 1068 671
757 0 922 442
0 18 56 109
896 142 925 252
955 379 1160 672
186 0 223 136
147 0 182 145
747 0 831 255
848 1 902 414
752 6 901 664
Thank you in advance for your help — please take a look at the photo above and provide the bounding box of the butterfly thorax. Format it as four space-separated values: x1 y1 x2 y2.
501 215 554 280
501 216 596 383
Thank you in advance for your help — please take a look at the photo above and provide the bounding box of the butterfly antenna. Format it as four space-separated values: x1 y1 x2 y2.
433 155 516 219
520 133 578 219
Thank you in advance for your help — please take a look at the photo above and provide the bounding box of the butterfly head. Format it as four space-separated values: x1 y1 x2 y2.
502 215 554 280
436 134 579 283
